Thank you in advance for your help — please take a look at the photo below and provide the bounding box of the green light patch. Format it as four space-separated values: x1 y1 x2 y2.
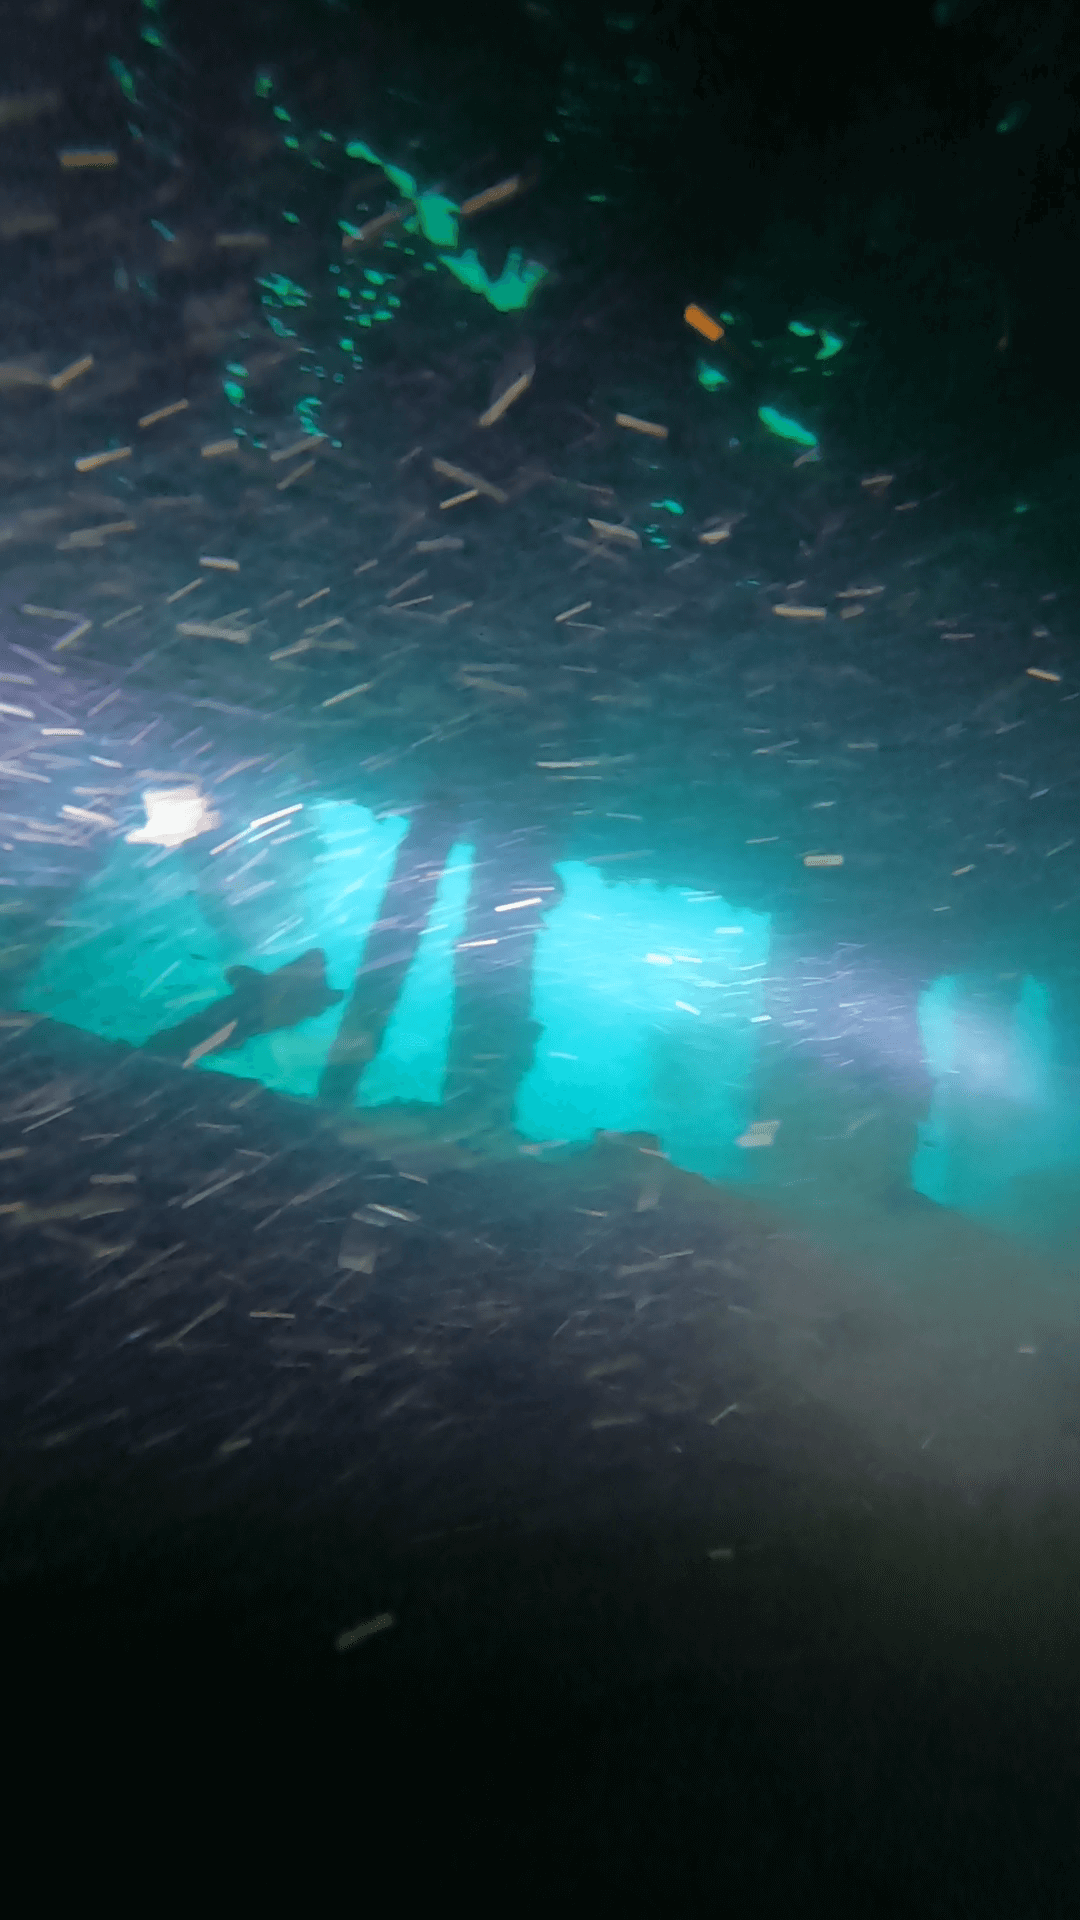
415 192 459 249
815 330 845 360
384 161 418 197
438 248 548 312
758 406 817 448
696 360 728 391
258 273 310 307
108 58 139 105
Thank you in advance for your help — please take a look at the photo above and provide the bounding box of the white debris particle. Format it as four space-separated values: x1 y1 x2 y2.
334 1612 396 1653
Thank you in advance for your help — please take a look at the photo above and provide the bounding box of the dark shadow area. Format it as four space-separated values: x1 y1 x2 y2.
1 1017 1079 1903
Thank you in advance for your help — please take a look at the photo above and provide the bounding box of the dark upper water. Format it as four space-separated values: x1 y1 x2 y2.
2 0 1080 1903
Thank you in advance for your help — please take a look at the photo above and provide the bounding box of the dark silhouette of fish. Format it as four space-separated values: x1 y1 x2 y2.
144 948 344 1061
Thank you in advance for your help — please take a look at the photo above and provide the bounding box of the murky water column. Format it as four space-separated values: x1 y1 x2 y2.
913 969 1080 1256
739 912 934 1229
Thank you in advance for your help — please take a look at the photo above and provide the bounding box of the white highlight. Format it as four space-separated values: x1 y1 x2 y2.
126 785 221 850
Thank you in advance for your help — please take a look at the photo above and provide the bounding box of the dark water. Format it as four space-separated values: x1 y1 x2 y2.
2 0 1080 1900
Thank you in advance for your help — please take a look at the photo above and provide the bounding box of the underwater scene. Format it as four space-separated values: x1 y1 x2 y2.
2 0 1080 1902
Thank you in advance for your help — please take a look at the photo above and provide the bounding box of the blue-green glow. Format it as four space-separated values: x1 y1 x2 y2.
150 219 174 241
415 191 459 248
997 101 1030 134
758 405 818 448
108 58 139 104
438 247 548 312
340 131 546 311
347 145 457 247
651 499 684 516
788 320 815 338
258 272 310 306
815 330 845 360
696 360 729 391
383 161 418 197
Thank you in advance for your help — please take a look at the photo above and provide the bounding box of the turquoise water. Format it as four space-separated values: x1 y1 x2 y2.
18 800 1080 1253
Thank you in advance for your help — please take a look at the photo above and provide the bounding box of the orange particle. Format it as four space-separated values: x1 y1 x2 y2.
684 304 723 344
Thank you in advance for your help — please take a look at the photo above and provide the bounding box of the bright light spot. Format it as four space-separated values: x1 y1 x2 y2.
126 786 221 849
